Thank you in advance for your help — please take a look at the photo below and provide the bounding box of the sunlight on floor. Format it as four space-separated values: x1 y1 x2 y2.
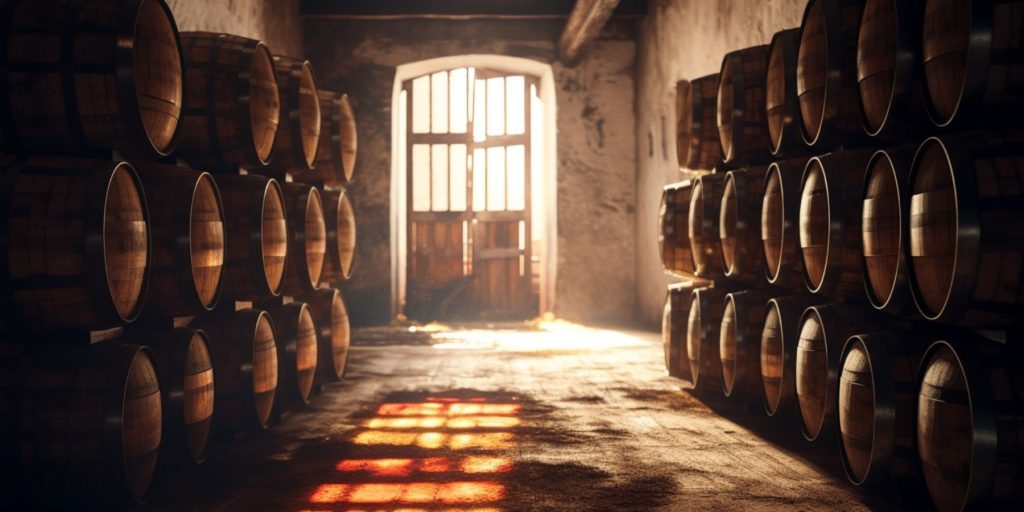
427 317 647 352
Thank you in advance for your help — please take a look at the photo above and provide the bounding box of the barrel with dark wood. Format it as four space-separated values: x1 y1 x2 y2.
281 183 326 295
799 149 875 299
660 181 697 277
838 330 926 487
860 146 915 314
191 308 277 432
216 175 287 300
688 286 729 391
177 32 280 170
922 0 1024 128
319 188 357 282
0 156 149 331
0 0 183 159
766 28 812 158
856 0 927 139
302 288 350 383
271 56 321 173
134 163 224 317
917 336 1024 512
908 133 1024 327
760 295 826 417
265 302 318 407
762 157 811 290
720 289 777 399
797 0 870 148
663 282 698 383
294 91 358 187
5 343 162 506
720 167 767 283
677 75 722 170
689 173 727 279
718 45 772 166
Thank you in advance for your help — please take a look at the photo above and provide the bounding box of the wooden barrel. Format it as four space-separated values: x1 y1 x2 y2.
177 32 280 170
320 188 357 282
5 343 161 506
689 173 727 279
0 0 183 159
294 91 358 187
760 295 826 417
677 75 722 170
271 55 321 173
660 181 696 277
0 156 149 331
860 146 915 314
191 308 277 432
720 167 767 283
720 289 777 399
917 337 1024 512
663 282 697 383
766 28 812 159
265 302 318 407
302 288 350 383
762 157 811 290
718 45 772 166
281 183 326 295
129 326 214 466
134 163 224 317
216 175 287 300
907 133 1024 327
922 0 1024 128
687 286 728 391
838 331 926 487
799 149 875 299
797 0 870 148
856 0 927 140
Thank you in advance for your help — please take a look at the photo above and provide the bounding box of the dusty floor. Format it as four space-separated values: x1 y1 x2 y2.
143 321 910 511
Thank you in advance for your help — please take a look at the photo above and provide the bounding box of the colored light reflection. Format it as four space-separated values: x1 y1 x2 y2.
337 456 513 477
339 509 501 512
352 431 515 450
376 403 521 417
309 482 505 504
366 416 520 430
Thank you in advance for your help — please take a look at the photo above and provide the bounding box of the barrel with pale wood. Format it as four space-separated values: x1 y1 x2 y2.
718 45 772 166
677 75 722 170
320 188 357 282
922 0 1024 128
761 295 826 417
134 163 224 317
688 286 728 391
720 167 767 283
5 343 161 506
663 282 699 383
762 157 811 290
720 289 777 399
302 288 350 383
917 337 1024 512
272 56 321 173
295 91 358 187
908 133 1024 327
191 308 278 432
128 326 214 465
177 32 280 170
838 331 926 487
689 173 727 279
797 0 870 148
0 156 149 331
799 149 875 299
216 175 287 300
281 183 326 295
860 146 915 314
265 302 318 407
766 28 812 158
0 0 183 159
856 0 927 139
660 181 696 277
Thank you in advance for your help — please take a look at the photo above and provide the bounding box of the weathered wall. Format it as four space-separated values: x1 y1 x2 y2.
166 0 303 57
635 0 806 327
305 19 637 326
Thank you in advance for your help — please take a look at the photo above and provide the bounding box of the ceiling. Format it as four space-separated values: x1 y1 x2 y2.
301 0 647 19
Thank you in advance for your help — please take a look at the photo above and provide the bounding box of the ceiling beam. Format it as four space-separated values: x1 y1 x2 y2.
558 0 620 66
301 0 645 19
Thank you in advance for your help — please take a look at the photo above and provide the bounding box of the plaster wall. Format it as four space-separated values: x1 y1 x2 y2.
166 0 304 57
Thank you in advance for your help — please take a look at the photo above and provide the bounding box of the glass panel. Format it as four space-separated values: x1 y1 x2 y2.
449 144 467 211
506 76 525 135
486 77 505 137
507 145 526 211
431 71 448 133
449 68 468 134
431 144 449 211
473 79 487 143
411 76 430 134
472 148 486 211
467 68 477 123
487 146 506 211
412 144 430 211
530 85 544 241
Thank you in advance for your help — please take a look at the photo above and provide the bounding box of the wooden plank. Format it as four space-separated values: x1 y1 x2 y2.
559 0 620 66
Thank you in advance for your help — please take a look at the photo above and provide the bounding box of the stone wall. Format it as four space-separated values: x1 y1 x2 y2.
634 0 806 327
166 0 303 57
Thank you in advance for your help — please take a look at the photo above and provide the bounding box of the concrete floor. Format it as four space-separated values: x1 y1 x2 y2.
143 321 909 511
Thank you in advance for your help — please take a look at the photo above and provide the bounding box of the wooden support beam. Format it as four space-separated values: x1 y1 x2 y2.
558 0 620 66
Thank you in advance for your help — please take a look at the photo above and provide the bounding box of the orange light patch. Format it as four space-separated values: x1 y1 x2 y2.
449 433 515 450
337 459 415 477
376 403 520 417
377 403 445 416
448 403 521 416
312 483 504 504
438 482 505 503
419 456 451 473
352 431 420 446
311 484 350 503
446 416 521 429
366 417 447 429
416 432 447 449
460 456 513 474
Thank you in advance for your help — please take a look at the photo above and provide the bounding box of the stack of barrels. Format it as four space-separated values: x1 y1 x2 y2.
0 0 359 508
660 1 1024 510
